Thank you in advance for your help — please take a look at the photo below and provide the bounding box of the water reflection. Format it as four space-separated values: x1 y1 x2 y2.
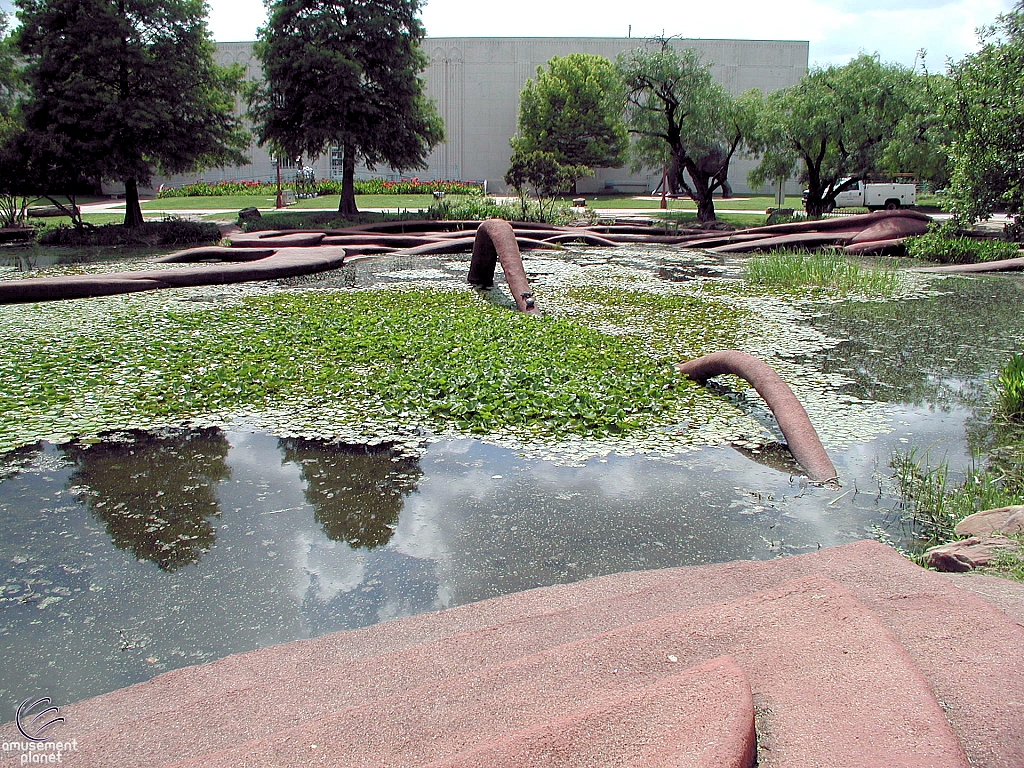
279 438 422 549
811 275 1024 408
60 428 229 571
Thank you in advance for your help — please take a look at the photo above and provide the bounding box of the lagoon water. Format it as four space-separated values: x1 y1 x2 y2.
1 247 1022 719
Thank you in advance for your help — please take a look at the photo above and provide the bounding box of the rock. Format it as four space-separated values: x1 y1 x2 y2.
238 207 261 224
955 506 1024 537
28 204 79 217
925 535 1021 572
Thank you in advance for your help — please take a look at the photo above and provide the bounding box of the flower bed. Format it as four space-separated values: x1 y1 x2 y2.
157 178 484 198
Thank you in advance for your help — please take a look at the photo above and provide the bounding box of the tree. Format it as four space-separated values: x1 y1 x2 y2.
618 40 754 223
510 53 627 189
0 12 26 227
504 149 589 219
13 0 249 227
944 3 1024 224
250 0 443 216
747 54 938 217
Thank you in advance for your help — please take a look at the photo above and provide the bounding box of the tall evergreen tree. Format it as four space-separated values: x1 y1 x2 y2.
511 53 627 173
249 0 443 216
14 0 249 227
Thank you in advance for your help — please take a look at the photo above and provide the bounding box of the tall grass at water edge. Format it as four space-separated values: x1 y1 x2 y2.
892 424 1024 578
743 250 901 295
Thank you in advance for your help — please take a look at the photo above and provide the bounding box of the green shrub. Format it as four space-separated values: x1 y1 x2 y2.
428 195 577 225
238 211 410 232
904 229 1020 264
995 353 1024 421
38 219 220 246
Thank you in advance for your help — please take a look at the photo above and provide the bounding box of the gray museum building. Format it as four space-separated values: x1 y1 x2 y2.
156 36 809 196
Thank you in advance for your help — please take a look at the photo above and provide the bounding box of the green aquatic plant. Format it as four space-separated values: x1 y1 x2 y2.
744 250 901 296
994 353 1024 421
0 286 746 452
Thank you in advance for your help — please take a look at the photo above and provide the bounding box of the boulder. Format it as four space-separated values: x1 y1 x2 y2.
955 506 1024 537
925 535 1020 572
238 207 261 224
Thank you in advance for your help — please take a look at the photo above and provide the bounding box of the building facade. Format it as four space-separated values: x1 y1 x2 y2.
155 36 809 196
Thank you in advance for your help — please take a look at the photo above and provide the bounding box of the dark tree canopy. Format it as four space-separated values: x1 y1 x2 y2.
511 53 628 177
62 428 230 572
747 54 940 217
12 0 249 227
250 0 443 215
944 2 1024 224
618 40 755 223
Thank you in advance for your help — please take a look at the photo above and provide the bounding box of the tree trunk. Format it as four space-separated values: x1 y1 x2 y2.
123 177 144 228
338 144 358 216
667 155 681 195
695 194 716 223
683 160 717 223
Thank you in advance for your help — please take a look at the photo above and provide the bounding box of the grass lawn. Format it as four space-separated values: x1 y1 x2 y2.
139 193 446 211
26 212 144 230
568 195 802 211
141 195 272 210
137 194 799 213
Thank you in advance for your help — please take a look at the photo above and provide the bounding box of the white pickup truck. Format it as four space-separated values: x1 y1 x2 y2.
817 180 916 212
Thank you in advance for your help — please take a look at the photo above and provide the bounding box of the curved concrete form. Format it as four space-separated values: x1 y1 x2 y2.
228 231 328 248
467 218 541 314
155 246 276 263
1 212 938 306
676 350 838 483
0 247 348 304
684 210 932 254
914 254 1024 273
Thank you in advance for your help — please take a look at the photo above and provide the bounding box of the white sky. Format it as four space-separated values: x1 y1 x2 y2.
205 0 1015 67
1 0 1015 68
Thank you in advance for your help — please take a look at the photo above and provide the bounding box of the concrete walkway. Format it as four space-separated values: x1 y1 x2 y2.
2 540 1021 767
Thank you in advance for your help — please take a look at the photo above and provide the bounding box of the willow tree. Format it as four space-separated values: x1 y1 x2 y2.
618 40 754 223
14 0 249 227
250 0 443 216
747 54 937 217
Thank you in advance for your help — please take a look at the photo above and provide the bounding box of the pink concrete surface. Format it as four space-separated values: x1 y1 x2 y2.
916 255 1024 273
159 576 964 768
0 246 348 303
2 541 1021 768
423 657 757 768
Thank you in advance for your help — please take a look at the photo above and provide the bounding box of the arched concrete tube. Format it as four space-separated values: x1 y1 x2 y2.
676 350 838 483
467 218 541 315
